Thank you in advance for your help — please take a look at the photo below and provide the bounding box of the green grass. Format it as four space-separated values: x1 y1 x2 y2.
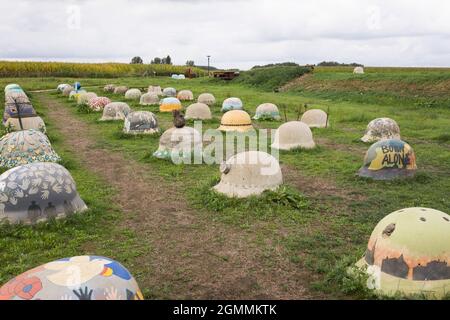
1 71 450 299
233 66 312 91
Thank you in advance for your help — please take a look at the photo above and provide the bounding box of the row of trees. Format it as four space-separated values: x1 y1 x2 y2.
317 61 363 67
130 56 196 66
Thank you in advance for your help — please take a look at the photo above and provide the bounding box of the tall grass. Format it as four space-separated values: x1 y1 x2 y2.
0 61 207 78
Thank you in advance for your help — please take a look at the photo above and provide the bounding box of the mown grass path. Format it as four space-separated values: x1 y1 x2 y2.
35 92 322 299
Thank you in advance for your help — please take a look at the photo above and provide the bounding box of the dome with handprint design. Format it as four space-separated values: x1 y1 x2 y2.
0 256 143 300
0 162 87 225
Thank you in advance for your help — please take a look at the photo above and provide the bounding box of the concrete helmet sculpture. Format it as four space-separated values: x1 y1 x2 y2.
355 207 450 298
62 85 74 96
125 89 142 100
88 97 112 112
218 110 253 132
139 92 160 106
221 97 243 112
177 90 194 101
361 118 401 143
148 85 162 95
100 102 131 121
185 103 212 120
4 116 46 134
74 82 81 91
57 84 70 92
213 151 283 198
69 89 86 101
103 84 116 92
4 84 21 93
113 86 128 94
153 112 202 161
3 100 36 123
2 98 45 133
124 111 158 135
5 91 30 104
271 121 316 150
301 109 329 128
357 139 416 180
0 162 87 224
0 256 143 300
197 93 216 106
163 87 177 97
253 103 281 120
160 97 182 112
353 66 364 74
77 92 97 105
0 130 60 168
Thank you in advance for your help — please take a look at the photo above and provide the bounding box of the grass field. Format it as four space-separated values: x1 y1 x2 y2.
0 69 449 299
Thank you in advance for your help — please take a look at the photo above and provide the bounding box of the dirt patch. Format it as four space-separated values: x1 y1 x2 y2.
282 165 366 205
279 73 314 92
36 93 323 299
316 137 367 155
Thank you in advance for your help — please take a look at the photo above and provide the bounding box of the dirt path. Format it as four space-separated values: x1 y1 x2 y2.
36 93 321 299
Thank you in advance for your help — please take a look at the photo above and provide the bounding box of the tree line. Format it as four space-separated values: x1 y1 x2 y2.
130 55 196 66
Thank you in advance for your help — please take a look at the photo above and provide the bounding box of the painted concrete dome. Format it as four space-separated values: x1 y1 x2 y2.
358 139 416 180
62 85 74 96
160 97 182 112
222 97 243 112
271 121 316 150
100 102 131 121
125 89 142 100
5 91 30 104
253 103 281 120
218 110 253 132
57 84 70 92
163 87 177 97
0 130 60 168
88 97 112 112
361 118 401 143
77 92 98 105
301 109 329 128
197 93 216 106
153 126 202 161
0 162 87 225
177 90 194 101
113 86 128 94
124 111 159 135
185 103 212 120
355 207 450 298
103 84 116 93
148 85 162 95
353 66 365 74
140 93 160 106
213 151 283 198
4 116 46 134
4 84 21 93
0 256 143 299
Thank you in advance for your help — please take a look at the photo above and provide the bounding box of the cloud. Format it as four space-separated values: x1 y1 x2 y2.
1 0 449 69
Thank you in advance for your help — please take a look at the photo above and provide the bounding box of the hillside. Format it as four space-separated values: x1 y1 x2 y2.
281 67 450 108
232 65 312 91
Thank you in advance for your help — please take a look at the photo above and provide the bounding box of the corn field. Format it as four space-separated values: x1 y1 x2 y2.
0 61 207 78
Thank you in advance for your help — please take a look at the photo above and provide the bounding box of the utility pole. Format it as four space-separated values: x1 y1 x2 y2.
207 55 211 76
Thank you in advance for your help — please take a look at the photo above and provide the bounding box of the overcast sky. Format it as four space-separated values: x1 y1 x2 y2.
1 0 449 69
